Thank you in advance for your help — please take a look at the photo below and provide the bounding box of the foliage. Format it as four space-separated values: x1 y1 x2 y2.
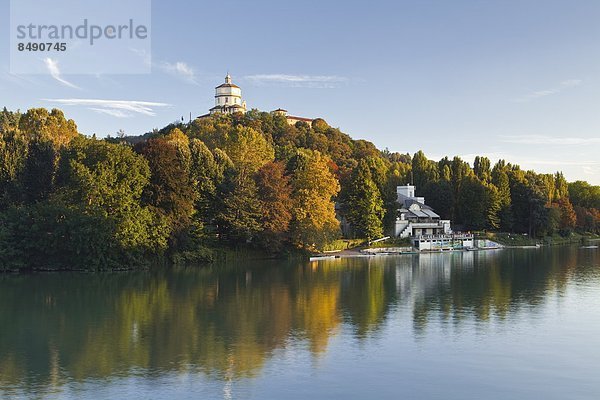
255 161 293 251
288 149 340 249
1 107 599 271
344 159 385 240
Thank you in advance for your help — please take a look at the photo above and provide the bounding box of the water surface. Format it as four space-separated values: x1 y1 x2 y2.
1 247 599 399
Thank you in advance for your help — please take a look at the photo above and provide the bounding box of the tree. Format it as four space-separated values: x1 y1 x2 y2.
345 160 385 241
457 176 488 230
569 181 600 209
474 156 491 183
216 168 262 243
222 125 274 179
554 172 569 200
189 139 218 220
288 149 340 249
0 133 26 208
58 136 169 253
209 126 274 243
136 138 196 234
255 161 293 250
557 198 576 233
492 162 513 231
574 206 599 233
22 139 57 204
421 180 454 220
412 151 439 188
19 108 78 147
451 156 472 219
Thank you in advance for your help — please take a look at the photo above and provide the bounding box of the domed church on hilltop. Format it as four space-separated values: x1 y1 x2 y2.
200 73 313 125
209 73 247 115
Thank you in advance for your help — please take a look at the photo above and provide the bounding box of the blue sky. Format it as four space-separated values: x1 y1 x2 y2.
1 0 599 184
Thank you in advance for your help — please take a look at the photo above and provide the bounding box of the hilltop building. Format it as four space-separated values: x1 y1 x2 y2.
209 73 247 115
271 108 314 126
200 74 313 125
394 184 473 250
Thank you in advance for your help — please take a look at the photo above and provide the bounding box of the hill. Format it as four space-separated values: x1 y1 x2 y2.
1 107 599 271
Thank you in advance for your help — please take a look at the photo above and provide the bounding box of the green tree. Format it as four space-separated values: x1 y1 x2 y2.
345 160 385 241
58 137 169 252
215 168 262 243
474 156 491 183
412 151 439 189
189 139 218 220
136 138 196 235
421 180 454 220
22 140 57 204
569 181 600 209
492 161 513 231
457 176 488 230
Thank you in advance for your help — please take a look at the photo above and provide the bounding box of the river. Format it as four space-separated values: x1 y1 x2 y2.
1 246 599 399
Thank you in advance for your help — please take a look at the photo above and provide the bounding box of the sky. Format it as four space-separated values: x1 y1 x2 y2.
1 0 599 184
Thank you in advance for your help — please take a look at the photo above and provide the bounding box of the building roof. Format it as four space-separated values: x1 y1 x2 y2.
210 104 244 110
411 209 429 218
422 209 440 219
287 115 313 122
216 83 241 89
404 199 433 210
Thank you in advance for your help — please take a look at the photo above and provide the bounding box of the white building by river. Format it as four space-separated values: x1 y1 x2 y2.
394 184 473 250
394 185 451 238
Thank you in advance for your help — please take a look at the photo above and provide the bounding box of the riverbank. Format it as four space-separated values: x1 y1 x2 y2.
484 232 600 247
309 232 600 261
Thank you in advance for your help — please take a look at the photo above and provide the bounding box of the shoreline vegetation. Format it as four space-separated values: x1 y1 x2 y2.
1 107 599 272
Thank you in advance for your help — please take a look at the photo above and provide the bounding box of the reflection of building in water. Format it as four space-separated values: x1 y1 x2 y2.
392 251 490 314
393 254 454 307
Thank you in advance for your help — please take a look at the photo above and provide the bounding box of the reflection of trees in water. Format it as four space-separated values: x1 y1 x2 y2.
409 248 597 334
0 247 597 394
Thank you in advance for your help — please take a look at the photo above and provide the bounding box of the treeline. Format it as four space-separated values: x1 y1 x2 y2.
409 152 599 237
1 107 599 270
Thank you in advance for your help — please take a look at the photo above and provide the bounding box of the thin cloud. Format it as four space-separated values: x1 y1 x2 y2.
244 74 348 88
582 165 599 176
43 58 80 89
129 49 199 85
513 79 582 102
500 134 600 145
42 98 171 118
88 108 130 118
159 61 198 84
